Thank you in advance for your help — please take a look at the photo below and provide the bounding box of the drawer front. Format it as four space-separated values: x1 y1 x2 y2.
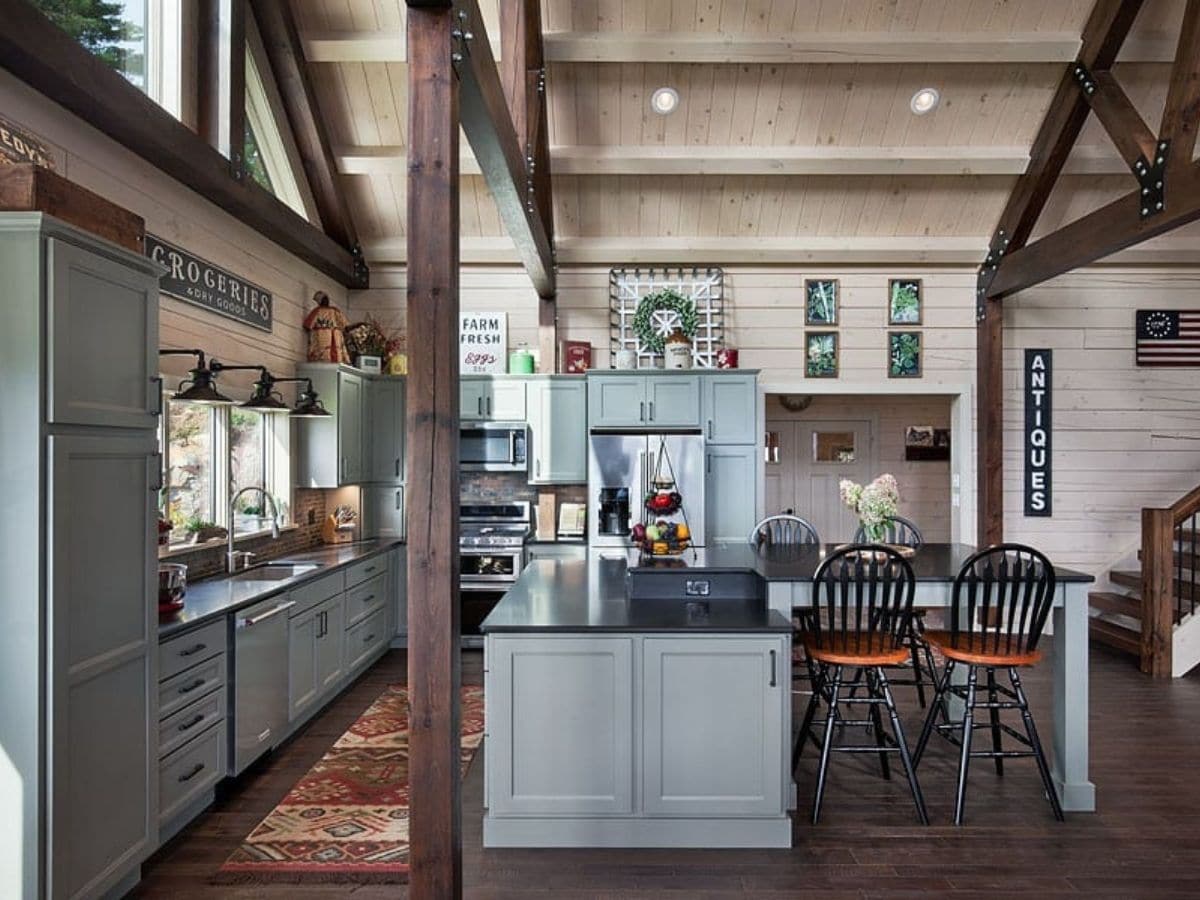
158 687 226 759
290 570 346 617
159 722 225 825
158 654 226 720
345 554 387 589
159 619 226 682
345 607 387 672
345 572 387 626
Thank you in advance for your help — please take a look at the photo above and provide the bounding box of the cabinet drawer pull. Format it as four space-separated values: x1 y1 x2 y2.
150 376 164 415
648 401 654 421
364 565 376 574
395 458 400 477
177 762 205 783
178 678 206 695
364 634 376 643
361 594 376 604
639 401 645 422
179 643 207 657
769 649 777 688
707 419 714 439
396 490 402 510
178 713 205 732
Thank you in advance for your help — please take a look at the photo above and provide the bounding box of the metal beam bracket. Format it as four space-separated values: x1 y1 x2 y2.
1071 60 1098 97
451 6 472 65
976 228 1009 317
1134 139 1169 219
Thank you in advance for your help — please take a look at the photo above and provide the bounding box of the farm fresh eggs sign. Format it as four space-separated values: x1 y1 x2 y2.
460 312 507 374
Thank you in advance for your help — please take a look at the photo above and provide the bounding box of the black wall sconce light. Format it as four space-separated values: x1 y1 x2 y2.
157 349 233 406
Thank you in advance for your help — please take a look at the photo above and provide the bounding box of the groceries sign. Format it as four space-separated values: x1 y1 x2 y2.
146 234 272 332
0 115 56 169
1024 348 1052 517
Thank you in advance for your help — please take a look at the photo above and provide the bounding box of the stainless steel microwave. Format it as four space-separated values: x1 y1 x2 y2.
460 422 528 472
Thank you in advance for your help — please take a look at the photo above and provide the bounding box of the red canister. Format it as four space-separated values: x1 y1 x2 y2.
717 348 739 369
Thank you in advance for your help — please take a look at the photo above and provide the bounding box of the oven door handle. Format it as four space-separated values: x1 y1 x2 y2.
460 581 516 592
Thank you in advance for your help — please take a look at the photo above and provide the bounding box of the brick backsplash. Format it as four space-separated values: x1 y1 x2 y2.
162 488 328 581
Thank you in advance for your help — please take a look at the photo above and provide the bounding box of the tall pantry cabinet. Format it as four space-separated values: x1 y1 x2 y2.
0 213 162 900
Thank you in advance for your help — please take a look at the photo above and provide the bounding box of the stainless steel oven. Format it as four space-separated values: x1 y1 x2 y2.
459 502 531 646
460 422 528 472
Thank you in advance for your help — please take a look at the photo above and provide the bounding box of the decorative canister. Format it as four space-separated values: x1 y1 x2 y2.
614 348 638 370
664 329 693 370
509 345 535 374
717 347 739 369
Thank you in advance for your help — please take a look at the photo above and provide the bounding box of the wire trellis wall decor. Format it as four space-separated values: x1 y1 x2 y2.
609 266 725 368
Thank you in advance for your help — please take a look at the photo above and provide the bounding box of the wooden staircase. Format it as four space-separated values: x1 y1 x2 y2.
1089 494 1200 677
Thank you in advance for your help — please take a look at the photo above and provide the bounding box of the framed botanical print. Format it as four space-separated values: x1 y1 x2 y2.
805 331 838 378
889 278 922 325
888 331 923 378
805 278 838 326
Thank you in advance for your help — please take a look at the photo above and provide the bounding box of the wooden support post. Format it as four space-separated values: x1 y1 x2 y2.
406 4 462 898
198 0 246 169
976 294 1004 547
1141 508 1175 678
1160 0 1200 169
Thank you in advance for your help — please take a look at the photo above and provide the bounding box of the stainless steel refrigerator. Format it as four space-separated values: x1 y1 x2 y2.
588 432 707 548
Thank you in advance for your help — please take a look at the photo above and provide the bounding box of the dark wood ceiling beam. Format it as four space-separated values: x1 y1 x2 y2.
452 0 555 297
0 0 362 287
197 0 246 167
1084 70 1159 170
1160 0 1200 168
987 159 1200 299
250 0 361 260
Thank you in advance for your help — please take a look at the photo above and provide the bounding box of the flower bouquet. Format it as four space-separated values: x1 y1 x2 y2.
840 474 902 546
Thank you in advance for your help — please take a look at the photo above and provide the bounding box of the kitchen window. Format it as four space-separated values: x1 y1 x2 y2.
160 392 291 548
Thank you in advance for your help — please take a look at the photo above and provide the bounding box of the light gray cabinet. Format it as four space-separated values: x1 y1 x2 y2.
296 365 366 487
703 374 757 444
316 596 346 696
287 593 344 721
368 377 405 482
706 445 759 543
364 484 405 539
462 376 527 421
528 378 587 484
0 215 162 900
588 374 700 429
642 636 786 817
338 372 366 483
486 636 635 816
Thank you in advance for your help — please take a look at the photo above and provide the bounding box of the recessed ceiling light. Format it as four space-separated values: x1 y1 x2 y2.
650 86 680 115
910 87 940 115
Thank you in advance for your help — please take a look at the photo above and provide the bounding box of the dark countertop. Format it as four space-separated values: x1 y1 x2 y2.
159 539 404 639
634 543 1095 583
480 557 793 633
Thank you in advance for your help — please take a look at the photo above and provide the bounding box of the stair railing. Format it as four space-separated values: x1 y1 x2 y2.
1141 484 1200 678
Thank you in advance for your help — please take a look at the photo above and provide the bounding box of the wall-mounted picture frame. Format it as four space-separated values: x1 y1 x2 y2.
805 331 838 378
888 330 923 378
889 278 922 325
804 278 839 326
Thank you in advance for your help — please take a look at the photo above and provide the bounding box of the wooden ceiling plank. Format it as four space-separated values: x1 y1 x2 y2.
1159 0 1200 167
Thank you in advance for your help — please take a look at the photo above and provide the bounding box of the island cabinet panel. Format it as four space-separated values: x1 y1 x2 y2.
706 445 759 543
487 636 635 816
645 376 701 428
528 379 588 483
703 374 757 444
588 375 646 427
642 637 787 817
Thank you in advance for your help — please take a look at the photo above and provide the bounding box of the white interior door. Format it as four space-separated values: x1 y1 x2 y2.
766 419 873 543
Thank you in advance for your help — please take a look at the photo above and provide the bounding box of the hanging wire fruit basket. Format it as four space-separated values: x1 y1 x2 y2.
632 437 695 558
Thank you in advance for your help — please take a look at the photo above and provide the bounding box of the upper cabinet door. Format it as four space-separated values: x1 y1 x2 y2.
338 372 365 484
368 378 405 482
588 376 646 428
645 376 701 428
460 380 487 421
488 380 527 420
703 374 757 444
529 380 587 484
47 238 160 430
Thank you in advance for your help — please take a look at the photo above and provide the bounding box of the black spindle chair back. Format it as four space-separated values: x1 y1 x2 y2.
853 515 924 546
950 543 1056 658
807 544 916 657
749 514 821 549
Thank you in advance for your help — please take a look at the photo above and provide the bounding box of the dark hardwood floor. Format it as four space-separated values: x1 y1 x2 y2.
133 646 1200 899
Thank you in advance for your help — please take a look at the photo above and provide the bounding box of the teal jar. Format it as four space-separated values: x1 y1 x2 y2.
509 346 535 374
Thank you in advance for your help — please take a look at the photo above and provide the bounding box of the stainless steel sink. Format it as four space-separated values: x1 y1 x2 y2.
229 562 322 582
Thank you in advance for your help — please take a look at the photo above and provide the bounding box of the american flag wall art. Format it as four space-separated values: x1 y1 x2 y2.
1136 310 1200 367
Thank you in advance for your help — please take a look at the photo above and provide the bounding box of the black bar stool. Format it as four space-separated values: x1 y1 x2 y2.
913 543 1064 825
794 544 929 826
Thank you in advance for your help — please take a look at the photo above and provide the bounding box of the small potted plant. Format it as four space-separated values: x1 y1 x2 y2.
184 517 228 544
839 474 900 543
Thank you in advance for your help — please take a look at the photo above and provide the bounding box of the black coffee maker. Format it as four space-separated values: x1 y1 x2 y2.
598 487 631 536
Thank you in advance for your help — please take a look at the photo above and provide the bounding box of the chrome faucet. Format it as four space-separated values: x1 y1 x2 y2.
227 486 280 573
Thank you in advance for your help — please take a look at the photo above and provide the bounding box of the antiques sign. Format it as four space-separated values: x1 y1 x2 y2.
0 114 56 169
460 312 507 374
1024 348 1052 517
146 234 272 332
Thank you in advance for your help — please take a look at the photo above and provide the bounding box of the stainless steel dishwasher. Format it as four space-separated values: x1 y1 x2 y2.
231 595 294 774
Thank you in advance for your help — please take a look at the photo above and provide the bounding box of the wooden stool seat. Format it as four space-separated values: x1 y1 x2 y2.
800 634 909 667
922 630 1043 667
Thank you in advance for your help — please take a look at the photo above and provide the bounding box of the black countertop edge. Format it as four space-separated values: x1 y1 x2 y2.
482 610 794 634
158 539 405 639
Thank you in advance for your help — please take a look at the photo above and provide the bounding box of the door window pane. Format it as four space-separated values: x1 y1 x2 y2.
813 431 856 463
30 0 148 90
165 402 214 538
230 408 266 535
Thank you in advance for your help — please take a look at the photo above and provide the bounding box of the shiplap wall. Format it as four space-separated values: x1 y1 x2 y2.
0 69 345 385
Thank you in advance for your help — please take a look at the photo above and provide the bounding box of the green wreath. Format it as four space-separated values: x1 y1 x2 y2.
632 289 699 354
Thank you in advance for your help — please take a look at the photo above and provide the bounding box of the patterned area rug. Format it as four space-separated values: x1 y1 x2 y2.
216 684 484 884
